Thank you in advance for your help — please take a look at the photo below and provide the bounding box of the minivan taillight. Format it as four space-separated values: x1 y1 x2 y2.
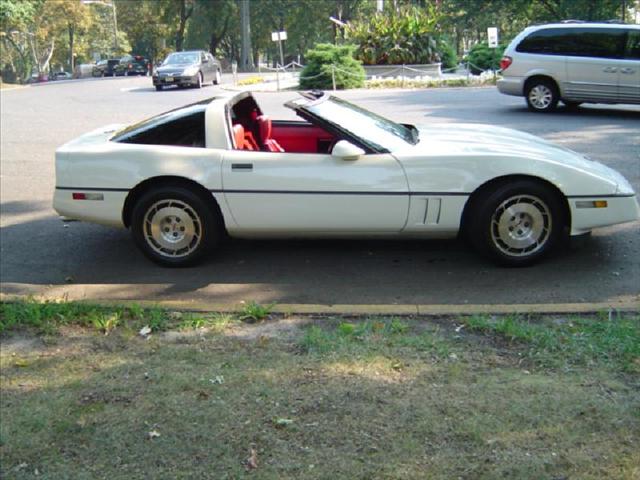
500 56 512 71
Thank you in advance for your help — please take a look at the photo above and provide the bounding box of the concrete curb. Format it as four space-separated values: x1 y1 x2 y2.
1 292 637 316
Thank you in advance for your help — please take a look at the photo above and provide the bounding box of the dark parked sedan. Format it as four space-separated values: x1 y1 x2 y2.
92 59 120 77
115 54 150 76
153 50 221 91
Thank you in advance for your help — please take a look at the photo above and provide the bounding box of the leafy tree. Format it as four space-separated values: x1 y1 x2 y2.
345 5 441 65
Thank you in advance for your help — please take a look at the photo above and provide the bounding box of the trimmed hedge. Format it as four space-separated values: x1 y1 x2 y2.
299 43 365 90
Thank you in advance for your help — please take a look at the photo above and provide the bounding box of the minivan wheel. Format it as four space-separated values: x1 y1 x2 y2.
525 79 559 112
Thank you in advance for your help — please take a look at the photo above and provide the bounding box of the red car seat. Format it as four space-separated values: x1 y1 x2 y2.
257 115 284 152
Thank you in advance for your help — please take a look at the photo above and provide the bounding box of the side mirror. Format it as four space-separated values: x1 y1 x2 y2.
331 140 365 160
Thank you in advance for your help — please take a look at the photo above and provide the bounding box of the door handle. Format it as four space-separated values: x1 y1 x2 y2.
602 67 617 73
620 67 636 74
232 163 253 171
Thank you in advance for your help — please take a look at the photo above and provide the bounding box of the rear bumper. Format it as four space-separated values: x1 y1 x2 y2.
497 76 524 97
53 188 127 228
569 194 640 235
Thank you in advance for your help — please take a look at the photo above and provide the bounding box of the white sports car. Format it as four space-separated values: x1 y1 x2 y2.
54 91 639 267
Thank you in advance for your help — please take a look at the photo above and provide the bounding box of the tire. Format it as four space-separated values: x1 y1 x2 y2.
155 85 163 91
467 180 566 267
214 69 221 85
195 72 203 89
525 78 559 112
130 186 221 267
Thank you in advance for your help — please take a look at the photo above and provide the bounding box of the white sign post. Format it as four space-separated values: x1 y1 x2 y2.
271 31 287 68
487 27 499 77
487 27 498 48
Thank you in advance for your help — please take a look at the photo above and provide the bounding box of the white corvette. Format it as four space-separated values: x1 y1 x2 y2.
54 91 639 267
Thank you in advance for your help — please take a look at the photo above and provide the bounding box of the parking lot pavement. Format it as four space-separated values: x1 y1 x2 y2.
1 75 638 308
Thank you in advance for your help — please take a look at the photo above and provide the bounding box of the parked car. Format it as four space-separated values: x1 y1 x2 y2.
92 59 120 77
115 54 150 76
50 71 72 81
153 50 221 91
498 22 640 111
53 91 639 267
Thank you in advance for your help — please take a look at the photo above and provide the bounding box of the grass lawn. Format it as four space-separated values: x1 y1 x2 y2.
1 301 639 479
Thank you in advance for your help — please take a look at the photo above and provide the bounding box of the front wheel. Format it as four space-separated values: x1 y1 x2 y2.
468 180 566 267
195 72 202 89
525 79 559 112
130 186 221 267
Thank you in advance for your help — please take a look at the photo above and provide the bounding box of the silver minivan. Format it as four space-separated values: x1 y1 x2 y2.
497 23 640 112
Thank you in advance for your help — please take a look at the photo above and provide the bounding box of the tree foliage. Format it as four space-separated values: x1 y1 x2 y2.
345 5 441 65
1 0 637 83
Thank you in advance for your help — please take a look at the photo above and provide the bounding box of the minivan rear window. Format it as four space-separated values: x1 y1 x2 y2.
516 27 627 59
626 30 640 59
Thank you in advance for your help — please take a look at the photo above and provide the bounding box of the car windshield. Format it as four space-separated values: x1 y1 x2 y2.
163 53 199 65
298 96 418 151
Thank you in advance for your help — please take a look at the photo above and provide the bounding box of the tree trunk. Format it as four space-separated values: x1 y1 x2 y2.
240 0 254 71
176 0 193 51
69 25 74 72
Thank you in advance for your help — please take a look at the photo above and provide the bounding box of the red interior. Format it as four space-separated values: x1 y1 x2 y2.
271 122 336 154
232 116 336 154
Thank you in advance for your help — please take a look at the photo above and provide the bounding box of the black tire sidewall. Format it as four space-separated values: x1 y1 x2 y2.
131 186 219 267
470 180 565 267
525 79 559 112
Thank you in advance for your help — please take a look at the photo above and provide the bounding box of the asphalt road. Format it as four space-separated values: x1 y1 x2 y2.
1 75 639 307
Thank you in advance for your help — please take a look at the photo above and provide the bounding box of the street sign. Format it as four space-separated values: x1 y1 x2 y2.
271 31 287 42
487 27 498 48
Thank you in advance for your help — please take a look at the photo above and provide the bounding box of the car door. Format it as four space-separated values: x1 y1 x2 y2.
565 27 626 103
619 28 640 104
221 149 410 233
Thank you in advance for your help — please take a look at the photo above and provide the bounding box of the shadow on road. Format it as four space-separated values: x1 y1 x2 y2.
1 213 637 305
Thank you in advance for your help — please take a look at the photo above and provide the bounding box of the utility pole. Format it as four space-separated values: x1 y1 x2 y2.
240 0 254 71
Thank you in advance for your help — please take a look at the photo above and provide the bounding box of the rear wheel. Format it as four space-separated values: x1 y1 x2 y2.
155 85 163 91
130 186 221 267
468 180 566 267
525 78 559 112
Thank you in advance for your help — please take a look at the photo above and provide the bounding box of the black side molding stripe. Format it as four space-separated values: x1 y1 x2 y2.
567 194 635 199
210 189 470 196
56 186 130 192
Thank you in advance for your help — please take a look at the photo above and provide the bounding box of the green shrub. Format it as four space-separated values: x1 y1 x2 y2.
299 43 365 90
437 38 458 70
346 5 440 65
465 41 505 74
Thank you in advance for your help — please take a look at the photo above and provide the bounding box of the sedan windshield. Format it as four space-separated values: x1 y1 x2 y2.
302 96 418 152
163 53 198 65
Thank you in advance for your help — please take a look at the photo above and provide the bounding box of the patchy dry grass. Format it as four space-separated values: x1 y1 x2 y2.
1 301 639 479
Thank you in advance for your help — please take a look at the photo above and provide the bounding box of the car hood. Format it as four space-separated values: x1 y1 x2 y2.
397 123 630 190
